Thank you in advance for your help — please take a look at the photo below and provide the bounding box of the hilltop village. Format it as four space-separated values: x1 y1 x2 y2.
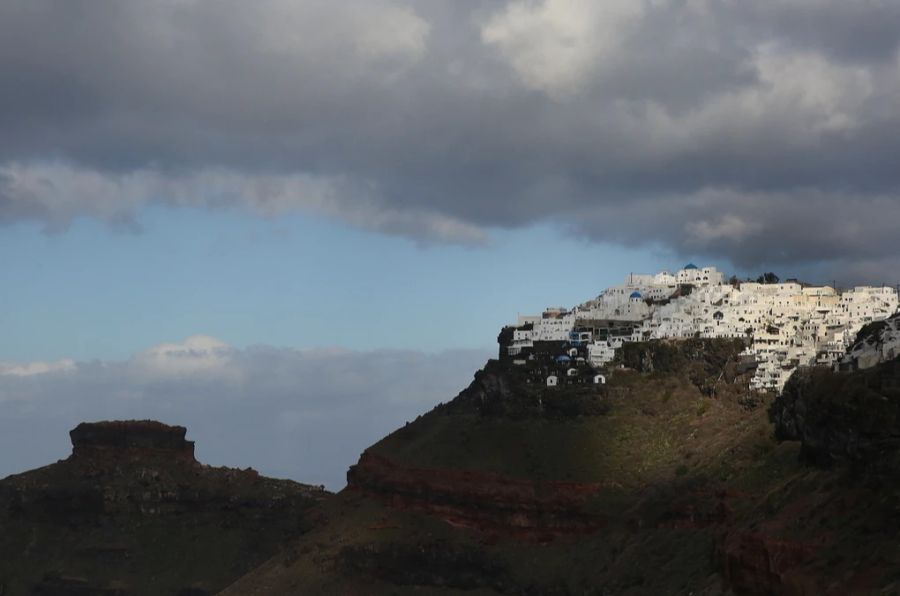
501 265 899 391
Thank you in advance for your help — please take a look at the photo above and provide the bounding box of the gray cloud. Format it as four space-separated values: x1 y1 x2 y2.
1 0 900 277
731 1 900 65
0 336 491 490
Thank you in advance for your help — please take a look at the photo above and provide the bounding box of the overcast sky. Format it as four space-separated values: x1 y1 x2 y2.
0 336 491 489
3 0 900 487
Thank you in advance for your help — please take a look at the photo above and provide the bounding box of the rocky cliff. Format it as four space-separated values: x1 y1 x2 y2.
0 420 329 596
69 420 196 461
771 356 900 465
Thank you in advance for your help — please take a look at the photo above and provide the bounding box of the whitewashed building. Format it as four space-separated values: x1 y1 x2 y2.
512 265 899 392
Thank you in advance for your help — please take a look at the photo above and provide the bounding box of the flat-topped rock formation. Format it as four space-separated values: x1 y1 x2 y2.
70 420 196 462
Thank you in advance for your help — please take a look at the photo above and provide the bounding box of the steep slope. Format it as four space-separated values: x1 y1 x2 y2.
224 339 813 595
227 333 900 595
0 421 329 596
773 312 900 465
772 358 900 465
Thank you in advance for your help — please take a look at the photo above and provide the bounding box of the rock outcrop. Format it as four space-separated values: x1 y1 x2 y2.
447 358 611 418
70 420 197 462
0 420 330 596
771 357 900 465
617 337 747 376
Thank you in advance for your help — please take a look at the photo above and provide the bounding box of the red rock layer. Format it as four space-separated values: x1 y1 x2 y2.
346 451 605 541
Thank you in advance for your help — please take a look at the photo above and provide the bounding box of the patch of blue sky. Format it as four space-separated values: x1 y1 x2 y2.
0 206 715 362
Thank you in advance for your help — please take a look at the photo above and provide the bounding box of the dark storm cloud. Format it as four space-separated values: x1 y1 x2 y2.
0 337 490 490
731 1 900 64
1 0 900 278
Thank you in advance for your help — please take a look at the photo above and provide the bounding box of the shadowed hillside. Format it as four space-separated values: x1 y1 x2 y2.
0 421 329 596
7 333 900 594
219 339 799 594
225 335 900 594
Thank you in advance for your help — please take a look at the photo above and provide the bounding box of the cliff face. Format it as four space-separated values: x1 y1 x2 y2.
69 420 196 462
0 420 329 596
771 358 900 465
447 358 611 419
617 337 748 377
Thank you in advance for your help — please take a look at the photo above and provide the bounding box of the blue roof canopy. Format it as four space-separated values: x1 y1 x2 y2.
630 291 643 298
684 263 698 270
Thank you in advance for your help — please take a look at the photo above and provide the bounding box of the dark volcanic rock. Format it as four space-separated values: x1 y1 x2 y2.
457 360 516 406
446 359 610 418
772 358 900 465
617 337 747 376
70 420 196 462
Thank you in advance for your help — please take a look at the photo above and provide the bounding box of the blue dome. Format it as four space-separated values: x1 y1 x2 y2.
630 291 643 299
684 263 698 270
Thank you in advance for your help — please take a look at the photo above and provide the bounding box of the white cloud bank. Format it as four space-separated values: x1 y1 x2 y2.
0 358 76 377
0 337 491 490
481 0 645 98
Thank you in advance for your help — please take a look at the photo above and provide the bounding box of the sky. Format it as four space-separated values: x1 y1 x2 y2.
3 0 900 489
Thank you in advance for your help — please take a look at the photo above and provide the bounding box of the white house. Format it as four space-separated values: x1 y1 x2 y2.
515 264 899 392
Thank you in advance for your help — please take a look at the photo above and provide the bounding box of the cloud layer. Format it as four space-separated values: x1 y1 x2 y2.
3 0 900 276
0 336 490 490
